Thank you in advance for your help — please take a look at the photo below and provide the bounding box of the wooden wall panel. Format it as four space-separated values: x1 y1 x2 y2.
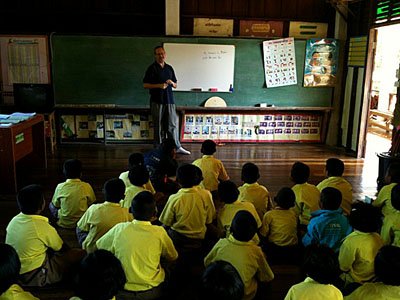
198 0 216 15
281 0 297 18
265 0 282 18
215 0 233 17
297 0 318 20
232 0 248 17
182 0 198 15
248 0 265 18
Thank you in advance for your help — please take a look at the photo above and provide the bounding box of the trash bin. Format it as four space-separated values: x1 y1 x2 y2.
377 152 400 190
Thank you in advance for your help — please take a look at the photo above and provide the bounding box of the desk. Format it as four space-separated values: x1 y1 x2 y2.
0 115 47 194
368 109 393 134
179 106 332 143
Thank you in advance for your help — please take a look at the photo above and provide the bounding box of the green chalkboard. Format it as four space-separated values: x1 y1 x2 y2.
51 35 332 107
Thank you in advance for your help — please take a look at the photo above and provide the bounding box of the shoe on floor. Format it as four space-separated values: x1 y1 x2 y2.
176 147 191 155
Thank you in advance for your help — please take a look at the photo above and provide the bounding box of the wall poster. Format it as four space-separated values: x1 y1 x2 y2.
263 37 297 88
303 38 338 87
181 112 322 143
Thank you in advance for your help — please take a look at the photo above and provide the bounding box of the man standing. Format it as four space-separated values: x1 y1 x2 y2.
143 45 190 155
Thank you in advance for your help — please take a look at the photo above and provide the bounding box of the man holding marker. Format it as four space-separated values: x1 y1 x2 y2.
143 45 190 155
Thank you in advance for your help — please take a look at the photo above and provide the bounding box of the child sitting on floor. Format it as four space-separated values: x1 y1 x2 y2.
120 165 150 209
259 187 298 264
119 152 155 194
0 243 39 299
205 210 274 300
238 162 270 220
317 158 353 216
302 187 352 253
381 183 400 246
6 184 85 287
284 244 343 300
50 159 96 228
76 178 133 253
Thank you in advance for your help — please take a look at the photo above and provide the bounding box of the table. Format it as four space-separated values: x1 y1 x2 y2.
0 115 47 194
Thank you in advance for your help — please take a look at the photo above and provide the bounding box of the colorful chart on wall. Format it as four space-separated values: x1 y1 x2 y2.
303 38 338 87
181 112 321 143
263 37 297 88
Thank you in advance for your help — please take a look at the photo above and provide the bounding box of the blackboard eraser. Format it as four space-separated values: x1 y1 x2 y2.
209 88 218 92
191 88 202 91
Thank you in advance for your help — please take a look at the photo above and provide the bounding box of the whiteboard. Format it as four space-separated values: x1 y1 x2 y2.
163 43 235 92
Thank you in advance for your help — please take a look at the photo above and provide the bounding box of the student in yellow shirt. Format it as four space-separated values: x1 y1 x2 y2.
291 161 320 228
96 191 178 299
192 139 229 194
0 243 39 300
238 162 270 220
381 184 400 246
70 250 126 300
345 245 400 299
159 164 216 251
260 187 298 264
6 184 85 287
339 203 384 289
50 159 96 228
285 244 343 300
217 180 261 239
205 210 274 300
199 261 244 300
317 158 353 216
120 165 149 209
76 178 133 253
372 162 400 217
119 152 155 194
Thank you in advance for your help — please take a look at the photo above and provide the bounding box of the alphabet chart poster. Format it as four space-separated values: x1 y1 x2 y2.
263 38 297 88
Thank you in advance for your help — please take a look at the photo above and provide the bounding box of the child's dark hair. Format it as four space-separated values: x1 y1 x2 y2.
349 202 382 233
161 138 176 157
130 191 156 221
128 165 149 186
16 184 44 215
128 153 144 169
0 243 21 294
275 187 295 209
201 261 244 300
387 162 400 183
103 178 125 203
391 184 400 211
320 187 342 210
230 210 257 242
302 244 340 284
374 245 400 286
63 159 82 179
291 162 310 184
241 162 260 184
74 249 126 300
218 181 239 204
201 139 217 155
176 164 200 188
326 158 344 177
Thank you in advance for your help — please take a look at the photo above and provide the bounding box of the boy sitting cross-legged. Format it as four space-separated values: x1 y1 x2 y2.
96 191 178 300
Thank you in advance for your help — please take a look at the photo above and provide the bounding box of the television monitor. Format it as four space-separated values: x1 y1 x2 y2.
13 83 54 112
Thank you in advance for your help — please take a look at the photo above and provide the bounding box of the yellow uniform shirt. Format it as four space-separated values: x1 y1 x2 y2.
381 210 400 246
218 200 262 237
192 155 229 191
159 187 215 239
0 284 39 300
6 213 63 274
260 209 298 246
373 183 398 217
292 182 320 225
284 277 343 300
52 178 96 228
77 201 133 252
344 282 400 300
120 185 146 209
317 177 353 215
96 220 178 292
119 170 156 194
238 182 270 220
339 231 384 284
204 235 274 300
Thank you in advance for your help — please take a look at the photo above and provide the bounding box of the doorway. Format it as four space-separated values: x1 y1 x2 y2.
364 24 400 161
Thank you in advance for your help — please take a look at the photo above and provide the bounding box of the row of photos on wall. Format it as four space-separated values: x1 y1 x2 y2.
59 112 322 143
